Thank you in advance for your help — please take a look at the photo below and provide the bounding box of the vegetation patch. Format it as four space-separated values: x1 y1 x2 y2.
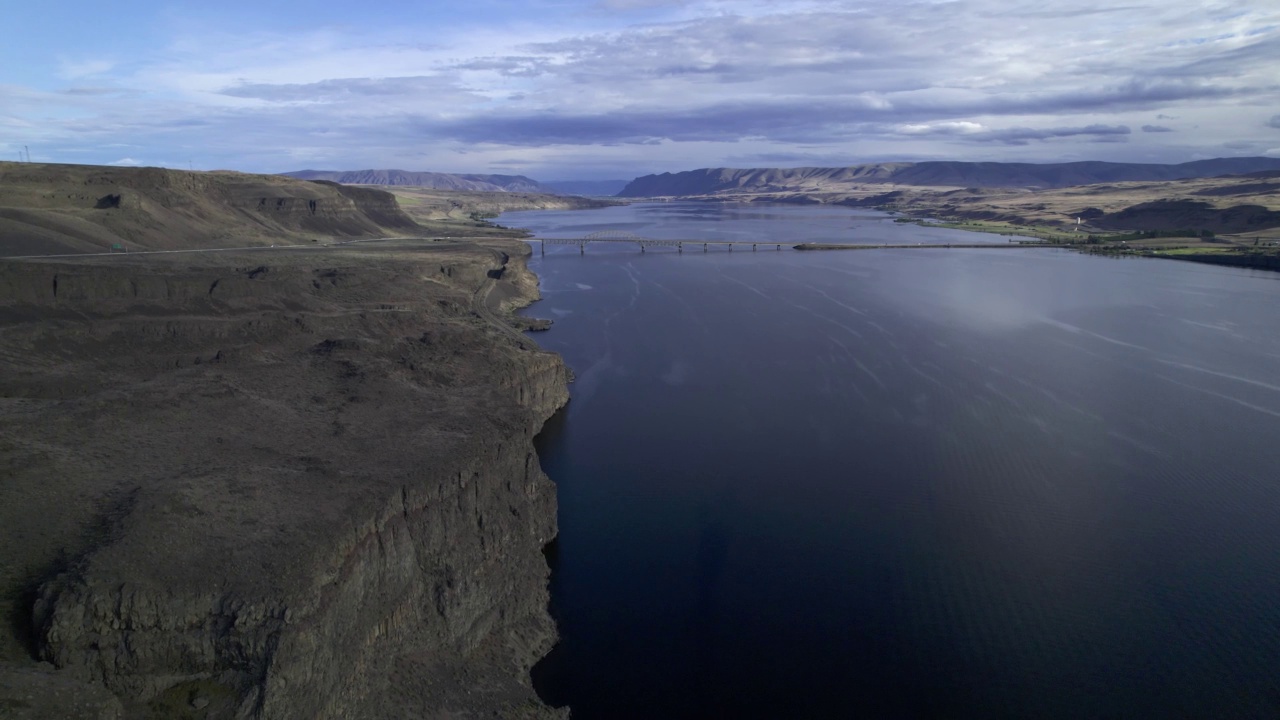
911 219 1084 242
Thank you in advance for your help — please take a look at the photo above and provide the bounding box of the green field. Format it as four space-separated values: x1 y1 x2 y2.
907 219 1089 243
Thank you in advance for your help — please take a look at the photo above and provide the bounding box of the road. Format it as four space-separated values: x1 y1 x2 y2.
1 234 538 347
0 235 460 261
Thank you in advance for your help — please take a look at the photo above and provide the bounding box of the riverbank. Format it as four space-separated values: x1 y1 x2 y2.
888 216 1280 271
1084 244 1280 271
795 241 1069 251
0 238 570 718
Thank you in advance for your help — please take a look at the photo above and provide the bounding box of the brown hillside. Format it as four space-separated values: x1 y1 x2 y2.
0 163 421 256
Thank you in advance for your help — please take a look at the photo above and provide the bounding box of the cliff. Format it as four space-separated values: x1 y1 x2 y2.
616 157 1280 196
0 163 423 257
0 239 569 718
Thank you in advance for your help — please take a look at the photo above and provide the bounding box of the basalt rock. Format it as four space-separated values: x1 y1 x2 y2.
0 240 569 718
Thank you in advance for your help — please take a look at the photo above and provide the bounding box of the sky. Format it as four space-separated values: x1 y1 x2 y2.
2 0 1278 180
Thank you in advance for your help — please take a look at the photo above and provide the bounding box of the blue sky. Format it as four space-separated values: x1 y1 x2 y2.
3 0 1278 180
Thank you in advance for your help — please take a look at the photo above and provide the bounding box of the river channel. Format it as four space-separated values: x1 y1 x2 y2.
499 202 1280 719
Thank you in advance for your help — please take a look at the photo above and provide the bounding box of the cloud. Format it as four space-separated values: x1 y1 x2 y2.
960 125 1132 146
723 151 859 165
450 57 553 78
594 0 690 8
57 58 115 80
897 122 985 136
9 0 1280 175
218 76 473 103
1268 114 1280 129
63 87 134 96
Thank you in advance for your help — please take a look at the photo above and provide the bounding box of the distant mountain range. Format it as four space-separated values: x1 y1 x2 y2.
616 158 1280 197
540 179 630 197
283 169 549 193
282 170 630 197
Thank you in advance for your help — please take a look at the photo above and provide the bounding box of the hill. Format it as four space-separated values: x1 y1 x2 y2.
541 179 631 196
864 171 1280 235
384 187 619 227
0 162 423 256
617 158 1280 197
283 169 550 193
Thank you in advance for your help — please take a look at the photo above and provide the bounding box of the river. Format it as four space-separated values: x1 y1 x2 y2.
499 202 1280 719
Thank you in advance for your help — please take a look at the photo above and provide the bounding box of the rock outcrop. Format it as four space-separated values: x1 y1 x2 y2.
0 239 569 718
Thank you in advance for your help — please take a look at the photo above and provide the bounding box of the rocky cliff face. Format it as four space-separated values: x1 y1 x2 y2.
0 240 569 718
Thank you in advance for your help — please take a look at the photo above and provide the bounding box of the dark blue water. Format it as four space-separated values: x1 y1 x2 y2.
501 203 1280 719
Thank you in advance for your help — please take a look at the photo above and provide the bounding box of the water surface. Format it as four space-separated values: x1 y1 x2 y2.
501 202 1280 719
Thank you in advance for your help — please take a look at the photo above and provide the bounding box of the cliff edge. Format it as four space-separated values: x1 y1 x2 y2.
0 239 569 719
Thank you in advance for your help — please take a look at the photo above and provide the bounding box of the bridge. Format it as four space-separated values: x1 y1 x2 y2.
534 230 786 255
529 230 1067 256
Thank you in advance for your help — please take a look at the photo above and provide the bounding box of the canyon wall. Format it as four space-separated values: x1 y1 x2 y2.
0 240 568 718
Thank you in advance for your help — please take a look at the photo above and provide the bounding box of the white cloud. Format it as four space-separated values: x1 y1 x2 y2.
897 122 985 136
57 58 115 80
8 0 1280 177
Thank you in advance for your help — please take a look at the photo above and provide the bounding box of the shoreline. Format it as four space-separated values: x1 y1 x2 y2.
612 196 1280 272
795 241 1069 251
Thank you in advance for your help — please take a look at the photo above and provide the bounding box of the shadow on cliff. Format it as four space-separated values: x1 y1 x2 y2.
529 405 573 709
6 486 139 662
530 535 571 709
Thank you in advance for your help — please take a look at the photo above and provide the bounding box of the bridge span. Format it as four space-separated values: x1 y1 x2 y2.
529 230 1066 256
533 230 786 255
